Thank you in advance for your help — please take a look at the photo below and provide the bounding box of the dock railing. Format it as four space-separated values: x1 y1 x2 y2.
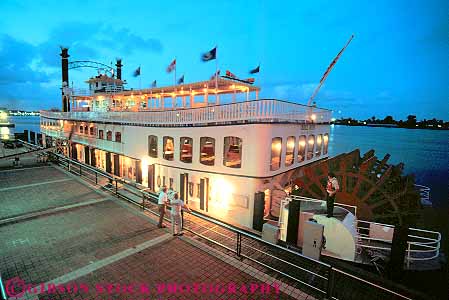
40 99 332 126
0 272 7 300
38 150 417 300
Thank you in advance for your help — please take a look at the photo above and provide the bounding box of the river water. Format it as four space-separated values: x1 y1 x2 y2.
10 117 449 208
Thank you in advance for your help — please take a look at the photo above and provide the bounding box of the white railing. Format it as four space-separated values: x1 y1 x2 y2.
40 99 332 126
356 219 441 268
286 196 441 267
414 184 432 206
290 195 358 216
41 127 124 154
71 88 91 96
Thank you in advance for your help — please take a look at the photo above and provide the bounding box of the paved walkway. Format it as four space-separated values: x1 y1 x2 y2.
0 165 314 300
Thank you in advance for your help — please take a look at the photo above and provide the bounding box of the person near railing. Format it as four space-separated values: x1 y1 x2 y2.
170 192 191 236
157 186 169 228
326 172 340 218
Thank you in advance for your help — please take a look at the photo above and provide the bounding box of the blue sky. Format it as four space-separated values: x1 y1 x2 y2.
0 0 447 120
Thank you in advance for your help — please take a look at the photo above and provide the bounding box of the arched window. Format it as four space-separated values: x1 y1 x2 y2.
180 137 193 163
115 132 122 143
163 136 174 161
89 127 94 135
79 126 84 134
323 133 329 155
148 135 158 158
285 136 295 166
223 136 242 168
315 134 322 156
270 137 282 171
98 130 104 139
298 135 306 162
84 126 88 134
200 137 215 166
106 130 113 141
307 135 315 160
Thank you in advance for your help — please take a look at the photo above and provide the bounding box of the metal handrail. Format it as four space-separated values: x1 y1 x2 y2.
0 272 7 300
290 195 358 217
333 268 413 300
355 219 441 265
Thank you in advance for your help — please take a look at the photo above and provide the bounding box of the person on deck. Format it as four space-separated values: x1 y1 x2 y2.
157 186 168 228
170 192 191 236
326 172 340 218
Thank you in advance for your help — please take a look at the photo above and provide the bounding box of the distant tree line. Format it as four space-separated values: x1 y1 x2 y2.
334 115 449 130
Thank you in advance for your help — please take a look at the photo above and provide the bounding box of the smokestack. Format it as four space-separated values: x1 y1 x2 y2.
60 47 70 112
115 58 122 80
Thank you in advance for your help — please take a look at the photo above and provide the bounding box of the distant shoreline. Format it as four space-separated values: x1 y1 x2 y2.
333 123 449 131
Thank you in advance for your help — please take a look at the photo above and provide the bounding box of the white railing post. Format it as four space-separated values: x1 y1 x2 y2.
406 242 411 269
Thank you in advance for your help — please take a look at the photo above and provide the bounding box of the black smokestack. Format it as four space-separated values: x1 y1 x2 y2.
115 58 122 80
60 47 70 112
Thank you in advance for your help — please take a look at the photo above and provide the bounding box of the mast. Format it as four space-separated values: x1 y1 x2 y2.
307 35 354 106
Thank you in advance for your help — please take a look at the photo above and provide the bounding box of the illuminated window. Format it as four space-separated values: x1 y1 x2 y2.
200 137 215 166
323 133 329 155
315 134 322 156
285 136 295 166
79 126 83 134
163 136 174 161
307 135 315 160
270 137 282 171
106 130 112 141
115 132 122 143
180 137 193 163
223 136 242 168
89 127 94 135
298 135 306 162
98 130 104 139
148 135 158 158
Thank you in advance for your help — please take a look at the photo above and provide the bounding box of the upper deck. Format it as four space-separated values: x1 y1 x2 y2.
41 99 332 127
47 77 332 126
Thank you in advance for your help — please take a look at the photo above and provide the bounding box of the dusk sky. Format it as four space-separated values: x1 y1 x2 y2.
0 0 448 120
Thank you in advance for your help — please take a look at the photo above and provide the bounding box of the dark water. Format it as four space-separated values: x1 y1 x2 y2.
10 116 41 134
328 125 449 208
10 117 449 207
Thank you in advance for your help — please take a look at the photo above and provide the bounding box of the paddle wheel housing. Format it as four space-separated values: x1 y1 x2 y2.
293 149 421 226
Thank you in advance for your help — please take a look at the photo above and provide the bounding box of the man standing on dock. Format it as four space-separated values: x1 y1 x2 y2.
326 172 339 218
158 186 168 228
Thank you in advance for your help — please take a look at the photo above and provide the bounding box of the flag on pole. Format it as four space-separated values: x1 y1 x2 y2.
151 80 157 88
166 59 176 73
133 66 141 77
177 75 184 84
249 65 260 74
201 47 217 62
210 70 220 80
225 70 237 78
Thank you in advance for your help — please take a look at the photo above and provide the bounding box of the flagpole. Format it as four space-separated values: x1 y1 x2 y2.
174 58 177 86
139 65 141 90
215 46 218 104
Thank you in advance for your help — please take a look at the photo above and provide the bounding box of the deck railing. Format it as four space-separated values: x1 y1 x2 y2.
289 196 441 268
41 127 124 154
414 184 431 206
40 99 332 126
355 219 441 268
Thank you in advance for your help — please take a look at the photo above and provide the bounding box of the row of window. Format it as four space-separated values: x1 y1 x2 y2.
270 134 329 171
77 125 122 143
149 135 243 169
